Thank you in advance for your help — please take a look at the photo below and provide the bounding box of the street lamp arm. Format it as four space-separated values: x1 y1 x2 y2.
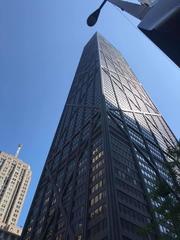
87 0 149 27
87 0 180 67
108 0 149 20
87 0 107 26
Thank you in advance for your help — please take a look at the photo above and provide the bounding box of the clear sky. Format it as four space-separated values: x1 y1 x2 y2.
0 0 179 227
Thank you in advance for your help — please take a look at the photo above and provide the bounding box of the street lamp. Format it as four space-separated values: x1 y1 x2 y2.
87 0 180 67
87 0 107 27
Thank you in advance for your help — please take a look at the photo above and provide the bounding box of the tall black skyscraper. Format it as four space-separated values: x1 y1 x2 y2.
21 33 177 240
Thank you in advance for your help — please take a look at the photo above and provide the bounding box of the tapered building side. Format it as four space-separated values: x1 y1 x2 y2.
0 150 31 237
21 33 177 240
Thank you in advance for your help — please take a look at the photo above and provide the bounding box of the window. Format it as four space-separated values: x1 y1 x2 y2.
128 129 146 149
90 191 106 206
91 169 104 182
119 204 150 224
92 159 104 172
91 179 104 194
92 151 103 163
90 204 106 219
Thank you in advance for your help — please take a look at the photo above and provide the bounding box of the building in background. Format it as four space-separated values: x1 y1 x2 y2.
0 146 31 238
21 33 177 240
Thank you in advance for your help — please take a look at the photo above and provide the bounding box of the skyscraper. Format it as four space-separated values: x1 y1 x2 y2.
21 33 177 240
0 148 31 236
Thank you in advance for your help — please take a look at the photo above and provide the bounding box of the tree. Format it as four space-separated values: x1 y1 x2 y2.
167 140 180 187
141 140 180 239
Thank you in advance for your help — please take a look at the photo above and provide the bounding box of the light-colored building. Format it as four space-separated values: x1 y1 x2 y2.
0 146 31 236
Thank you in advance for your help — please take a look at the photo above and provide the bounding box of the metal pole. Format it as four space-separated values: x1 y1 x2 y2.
15 144 23 158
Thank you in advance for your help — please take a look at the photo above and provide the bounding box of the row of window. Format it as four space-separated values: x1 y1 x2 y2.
90 204 106 219
119 204 150 224
91 179 104 194
117 190 148 213
115 178 145 201
90 191 106 207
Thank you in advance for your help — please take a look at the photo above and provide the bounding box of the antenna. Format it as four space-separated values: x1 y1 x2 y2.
15 144 23 158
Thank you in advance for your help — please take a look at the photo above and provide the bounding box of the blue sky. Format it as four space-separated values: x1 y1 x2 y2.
0 0 179 227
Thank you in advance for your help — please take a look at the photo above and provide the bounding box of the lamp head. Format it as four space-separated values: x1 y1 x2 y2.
87 0 107 27
87 8 101 27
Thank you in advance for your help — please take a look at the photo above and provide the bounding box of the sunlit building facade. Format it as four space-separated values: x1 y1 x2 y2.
21 33 177 240
0 151 31 236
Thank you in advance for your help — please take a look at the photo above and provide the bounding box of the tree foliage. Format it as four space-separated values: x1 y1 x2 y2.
142 140 180 239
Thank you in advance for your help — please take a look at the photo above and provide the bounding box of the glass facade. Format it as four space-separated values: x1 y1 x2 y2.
21 33 177 240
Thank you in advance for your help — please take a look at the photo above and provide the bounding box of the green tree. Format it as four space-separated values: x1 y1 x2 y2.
141 140 180 239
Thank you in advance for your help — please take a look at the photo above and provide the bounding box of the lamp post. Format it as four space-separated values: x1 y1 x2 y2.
87 0 180 67
87 0 107 27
